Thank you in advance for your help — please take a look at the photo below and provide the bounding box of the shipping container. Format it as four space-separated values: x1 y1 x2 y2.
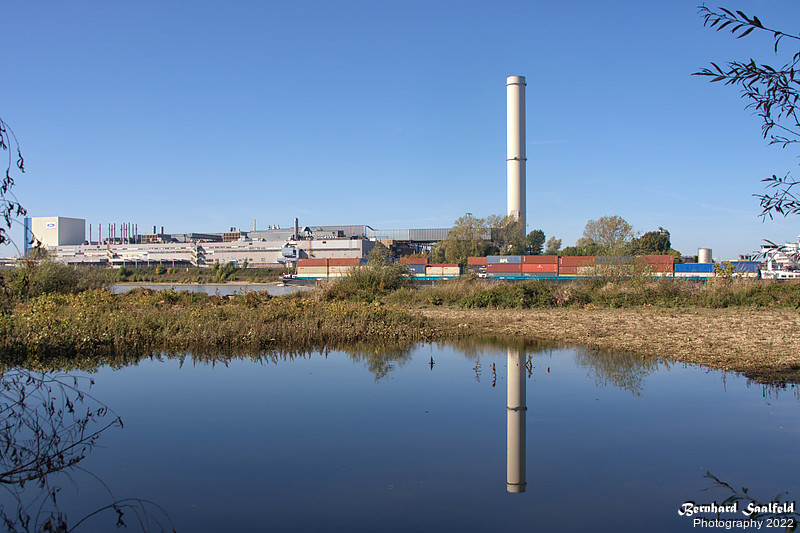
441 266 460 276
559 266 578 275
399 257 428 265
425 266 443 276
328 258 360 267
726 261 761 274
405 263 427 274
636 254 674 265
467 256 487 265
297 258 327 267
522 255 558 264
675 263 714 273
487 264 523 273
297 266 328 274
559 256 596 267
521 263 558 273
487 255 522 264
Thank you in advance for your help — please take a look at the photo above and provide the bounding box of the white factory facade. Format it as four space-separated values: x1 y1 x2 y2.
23 216 452 268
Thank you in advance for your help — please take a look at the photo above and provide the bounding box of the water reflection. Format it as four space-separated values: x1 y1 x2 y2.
506 348 526 493
0 370 172 531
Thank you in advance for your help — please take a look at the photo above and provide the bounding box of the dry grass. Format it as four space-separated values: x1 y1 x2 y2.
413 306 800 384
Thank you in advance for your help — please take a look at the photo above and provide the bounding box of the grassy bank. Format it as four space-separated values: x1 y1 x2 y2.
0 288 435 370
387 276 800 309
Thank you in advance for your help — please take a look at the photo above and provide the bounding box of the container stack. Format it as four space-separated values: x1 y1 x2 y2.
558 256 597 277
296 258 329 278
328 258 360 278
521 255 558 277
466 256 487 276
426 264 460 277
399 257 428 277
486 255 522 277
634 255 675 273
674 263 714 278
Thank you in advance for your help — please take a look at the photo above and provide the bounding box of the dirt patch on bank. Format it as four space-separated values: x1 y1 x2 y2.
413 306 800 384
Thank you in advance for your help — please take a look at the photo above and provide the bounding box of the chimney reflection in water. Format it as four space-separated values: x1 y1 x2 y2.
507 348 527 493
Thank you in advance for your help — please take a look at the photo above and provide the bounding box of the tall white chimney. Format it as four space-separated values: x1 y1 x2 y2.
506 75 526 237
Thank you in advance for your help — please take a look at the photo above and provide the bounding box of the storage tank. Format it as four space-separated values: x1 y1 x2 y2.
698 248 712 264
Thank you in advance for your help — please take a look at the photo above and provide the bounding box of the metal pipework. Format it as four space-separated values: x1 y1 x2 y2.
506 75 526 237
507 348 527 493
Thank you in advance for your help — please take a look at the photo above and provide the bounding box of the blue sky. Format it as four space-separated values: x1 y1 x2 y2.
2 0 799 260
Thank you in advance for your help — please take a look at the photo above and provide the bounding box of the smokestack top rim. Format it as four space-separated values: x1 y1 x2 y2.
506 75 526 86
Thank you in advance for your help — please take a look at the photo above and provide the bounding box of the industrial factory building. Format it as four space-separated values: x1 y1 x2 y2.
25 216 451 268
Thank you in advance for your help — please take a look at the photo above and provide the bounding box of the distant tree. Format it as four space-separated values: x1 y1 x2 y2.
544 236 562 255
694 6 800 218
560 243 604 256
431 214 492 265
367 242 392 264
486 214 525 253
631 231 671 254
0 114 26 246
526 229 546 255
582 216 634 249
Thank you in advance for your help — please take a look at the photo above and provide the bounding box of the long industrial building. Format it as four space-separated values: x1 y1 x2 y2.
23 216 453 268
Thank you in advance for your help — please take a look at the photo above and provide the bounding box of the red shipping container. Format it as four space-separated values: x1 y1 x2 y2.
467 256 487 265
399 257 428 265
522 255 558 264
298 258 327 267
328 258 360 266
428 263 459 268
487 264 523 273
522 263 558 273
559 256 596 267
558 266 578 275
635 254 674 265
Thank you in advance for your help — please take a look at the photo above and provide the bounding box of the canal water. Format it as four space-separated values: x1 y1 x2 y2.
2 342 798 532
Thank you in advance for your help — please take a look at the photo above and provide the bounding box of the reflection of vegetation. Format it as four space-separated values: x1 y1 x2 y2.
341 344 414 381
0 370 173 531
573 348 664 395
446 336 555 360
705 471 799 529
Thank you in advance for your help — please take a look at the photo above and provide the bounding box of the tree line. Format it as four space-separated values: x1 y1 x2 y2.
429 214 680 266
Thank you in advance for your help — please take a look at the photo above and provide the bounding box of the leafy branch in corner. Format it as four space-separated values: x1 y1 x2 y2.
0 115 26 244
694 5 800 218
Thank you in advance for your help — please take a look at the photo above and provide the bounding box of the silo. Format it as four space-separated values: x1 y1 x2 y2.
698 248 712 264
506 76 526 237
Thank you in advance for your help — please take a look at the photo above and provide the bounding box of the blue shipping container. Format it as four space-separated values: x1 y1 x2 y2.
728 261 760 273
405 264 426 274
675 263 715 273
486 255 522 264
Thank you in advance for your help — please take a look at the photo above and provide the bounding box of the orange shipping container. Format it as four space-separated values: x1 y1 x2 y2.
522 263 558 273
559 266 577 275
328 258 360 266
559 256 596 267
467 256 487 265
399 257 428 265
298 258 328 267
636 255 674 265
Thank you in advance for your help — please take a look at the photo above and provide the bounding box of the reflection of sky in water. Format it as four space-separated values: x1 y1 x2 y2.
12 344 798 532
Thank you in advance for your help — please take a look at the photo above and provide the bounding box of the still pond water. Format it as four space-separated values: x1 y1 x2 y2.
4 341 799 532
